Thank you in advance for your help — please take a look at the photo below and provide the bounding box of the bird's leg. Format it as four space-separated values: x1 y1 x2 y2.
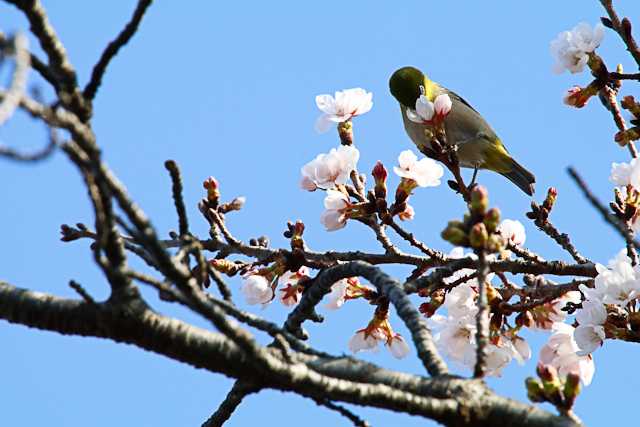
469 167 479 189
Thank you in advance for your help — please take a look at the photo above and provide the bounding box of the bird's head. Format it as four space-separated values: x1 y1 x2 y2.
389 66 432 108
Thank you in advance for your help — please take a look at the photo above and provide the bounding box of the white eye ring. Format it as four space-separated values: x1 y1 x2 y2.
419 85 426 96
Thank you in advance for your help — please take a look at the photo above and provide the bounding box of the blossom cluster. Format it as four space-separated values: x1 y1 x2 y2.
429 248 531 376
550 22 604 74
570 250 640 357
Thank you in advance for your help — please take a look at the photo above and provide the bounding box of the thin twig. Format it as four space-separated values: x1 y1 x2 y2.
388 220 445 260
568 166 639 265
83 0 153 102
68 280 96 304
201 380 259 427
164 160 189 236
313 398 371 427
600 0 640 67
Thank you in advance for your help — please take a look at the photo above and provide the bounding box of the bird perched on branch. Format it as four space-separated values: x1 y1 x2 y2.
389 66 535 196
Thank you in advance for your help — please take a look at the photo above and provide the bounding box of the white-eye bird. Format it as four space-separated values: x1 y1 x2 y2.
389 66 535 196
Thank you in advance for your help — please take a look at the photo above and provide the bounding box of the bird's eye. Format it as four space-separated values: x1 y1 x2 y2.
419 85 426 96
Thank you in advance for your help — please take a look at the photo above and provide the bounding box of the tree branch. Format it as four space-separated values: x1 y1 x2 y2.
83 0 153 102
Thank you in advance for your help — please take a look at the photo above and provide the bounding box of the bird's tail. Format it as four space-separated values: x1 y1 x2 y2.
500 158 536 196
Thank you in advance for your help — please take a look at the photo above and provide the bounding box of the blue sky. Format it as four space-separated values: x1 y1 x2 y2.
1 1 640 425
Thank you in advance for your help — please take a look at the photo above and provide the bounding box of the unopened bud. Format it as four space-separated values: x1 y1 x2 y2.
486 234 506 253
536 363 558 383
615 128 640 146
290 220 305 250
525 377 545 403
203 176 220 204
209 259 240 276
543 187 557 212
469 186 489 215
563 372 581 409
469 223 488 249
441 220 468 246
337 120 353 146
537 363 563 405
372 161 388 200
621 95 636 110
483 207 501 233
564 84 598 108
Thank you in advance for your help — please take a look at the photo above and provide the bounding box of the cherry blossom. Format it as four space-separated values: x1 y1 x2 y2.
398 203 415 221
498 219 526 246
324 277 369 310
591 249 640 306
320 189 351 231
387 334 411 359
324 279 349 310
315 88 373 133
406 93 452 124
574 324 606 356
348 330 381 353
393 150 444 188
511 336 532 363
610 159 640 187
300 145 360 191
431 314 477 368
278 267 310 307
539 323 595 385
551 22 605 74
241 274 274 306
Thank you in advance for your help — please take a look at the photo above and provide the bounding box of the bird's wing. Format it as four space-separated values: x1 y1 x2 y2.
445 89 481 115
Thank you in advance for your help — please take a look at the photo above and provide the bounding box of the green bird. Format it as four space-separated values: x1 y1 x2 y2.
389 66 535 196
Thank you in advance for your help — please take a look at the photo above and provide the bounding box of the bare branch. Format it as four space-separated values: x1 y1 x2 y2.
164 160 190 236
313 398 371 427
568 166 639 264
201 380 259 427
83 0 153 102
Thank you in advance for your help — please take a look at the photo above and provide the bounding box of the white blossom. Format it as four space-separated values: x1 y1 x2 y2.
432 314 477 367
539 323 595 385
433 94 452 117
241 274 274 306
348 330 381 354
498 219 526 246
443 282 478 318
393 149 444 187
610 159 639 187
387 334 411 359
483 345 515 377
320 189 350 231
315 88 373 133
406 93 452 123
575 299 607 326
574 324 605 356
278 267 309 307
551 22 605 74
592 249 640 306
406 95 434 123
300 145 360 191
324 278 349 310
572 299 607 356
511 336 532 364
